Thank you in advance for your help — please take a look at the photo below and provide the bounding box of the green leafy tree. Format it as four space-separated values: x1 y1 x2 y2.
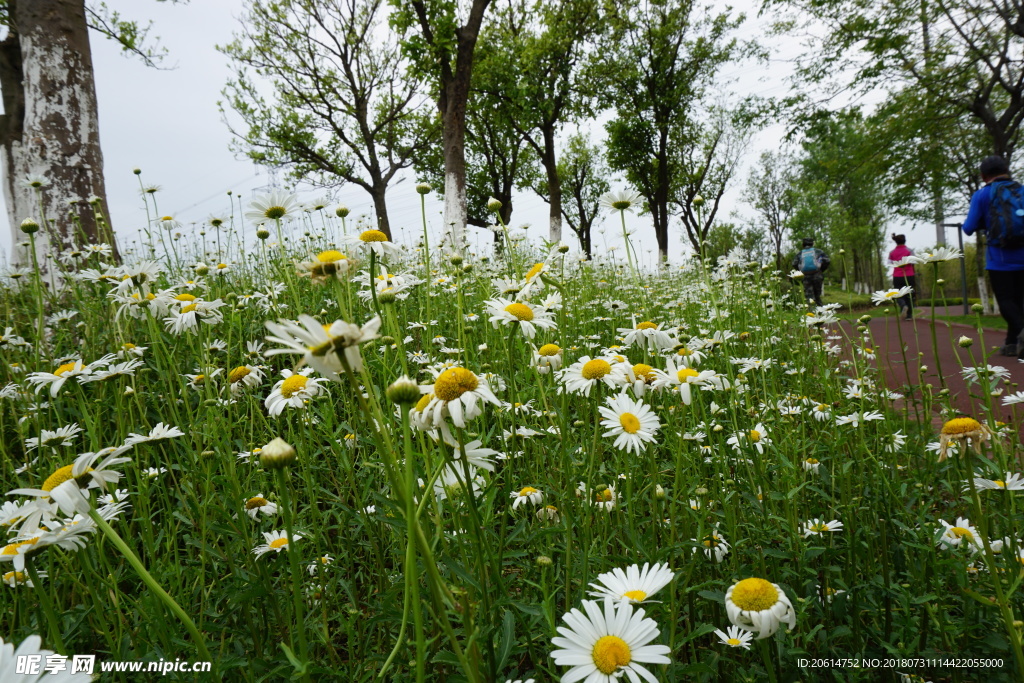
479 0 602 243
535 131 609 258
743 149 796 270
600 0 747 262
220 0 435 239
389 0 493 249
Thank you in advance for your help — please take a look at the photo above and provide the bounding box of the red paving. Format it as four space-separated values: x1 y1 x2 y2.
840 308 1024 434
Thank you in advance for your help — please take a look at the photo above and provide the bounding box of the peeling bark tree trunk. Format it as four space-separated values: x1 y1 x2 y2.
0 0 113 270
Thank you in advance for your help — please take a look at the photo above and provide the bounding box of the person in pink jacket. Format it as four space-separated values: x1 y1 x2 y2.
889 234 916 320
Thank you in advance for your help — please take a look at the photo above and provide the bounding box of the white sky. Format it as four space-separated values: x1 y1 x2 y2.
0 0 950 266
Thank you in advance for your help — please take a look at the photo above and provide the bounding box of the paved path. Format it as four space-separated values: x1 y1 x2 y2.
841 310 1022 428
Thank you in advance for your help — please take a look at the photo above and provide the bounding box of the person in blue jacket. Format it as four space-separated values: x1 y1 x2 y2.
962 155 1024 356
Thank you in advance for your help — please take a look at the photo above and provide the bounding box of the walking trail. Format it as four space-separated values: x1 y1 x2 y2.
840 307 1024 437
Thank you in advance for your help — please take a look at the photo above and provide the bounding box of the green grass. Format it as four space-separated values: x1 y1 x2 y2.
1 200 1023 681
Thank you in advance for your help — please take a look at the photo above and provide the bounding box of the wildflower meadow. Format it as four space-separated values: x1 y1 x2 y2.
0 182 1021 683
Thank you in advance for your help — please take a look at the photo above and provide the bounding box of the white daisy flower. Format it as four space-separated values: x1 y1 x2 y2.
510 486 543 509
713 625 752 650
724 577 797 638
253 530 302 557
411 367 501 430
802 518 844 538
264 368 327 416
265 314 382 380
550 598 671 682
974 472 1024 491
558 355 620 397
587 562 676 604
244 494 278 519
938 517 982 551
245 189 300 224
484 298 557 340
598 393 661 454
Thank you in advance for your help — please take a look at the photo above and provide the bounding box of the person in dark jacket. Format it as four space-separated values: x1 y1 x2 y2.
962 155 1024 356
792 237 830 306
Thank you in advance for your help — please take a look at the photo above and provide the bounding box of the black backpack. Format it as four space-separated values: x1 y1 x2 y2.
986 179 1024 248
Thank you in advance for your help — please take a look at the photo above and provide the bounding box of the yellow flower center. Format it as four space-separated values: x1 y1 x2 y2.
180 303 198 314
582 359 612 380
504 303 534 321
863 347 873 354
161 216 173 221
414 393 434 412
727 637 742 646
317 250 346 263
359 229 388 242
524 262 545 281
175 293 196 302
636 321 658 330
951 526 974 539
632 363 655 382
122 343 136 350
42 464 76 492
622 589 647 601
54 362 78 376
2 570 27 584
702 534 721 547
538 344 560 356
518 486 538 497
269 537 289 550
677 347 692 356
1 538 38 556
280 375 309 398
749 429 762 442
246 496 269 510
806 458 819 465
731 578 779 612
264 206 286 219
810 523 829 533
433 368 479 402
192 374 205 384
942 417 982 435
229 366 251 383
595 489 613 503
592 635 631 675
995 480 1006 488
678 368 699 382
619 413 641 434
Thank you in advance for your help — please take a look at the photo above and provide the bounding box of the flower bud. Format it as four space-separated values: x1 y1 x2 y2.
558 244 570 253
19 218 39 234
535 555 553 567
972 303 984 313
450 255 464 266
692 194 705 207
378 290 397 305
336 206 350 218
654 485 665 500
386 376 422 405
194 263 209 276
256 228 271 240
936 278 946 286
133 168 142 175
416 182 432 195
462 264 473 274
487 197 503 212
260 437 296 469
380 335 396 346
958 335 973 348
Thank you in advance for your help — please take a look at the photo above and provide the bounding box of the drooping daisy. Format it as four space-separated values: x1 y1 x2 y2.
413 367 501 429
694 528 730 563
9 447 133 517
713 625 752 650
451 439 502 472
974 472 1024 491
244 494 278 519
536 505 560 522
298 249 355 281
618 320 676 351
433 462 485 502
26 360 93 397
227 364 265 395
802 457 821 473
578 482 617 511
265 314 382 380
532 343 563 374
802 519 844 538
724 577 796 638
510 486 544 509
587 562 676 604
484 298 557 340
163 298 227 336
726 422 770 454
264 368 327 416
550 597 671 682
343 229 403 259
598 393 661 454
25 423 82 452
559 355 620 396
938 517 981 551
253 530 302 558
937 417 993 462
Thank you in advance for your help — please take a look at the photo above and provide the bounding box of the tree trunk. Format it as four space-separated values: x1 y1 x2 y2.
441 114 468 250
0 0 113 272
542 126 562 244
369 183 392 240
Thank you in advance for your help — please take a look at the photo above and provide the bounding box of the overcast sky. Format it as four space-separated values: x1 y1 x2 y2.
0 0 951 267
